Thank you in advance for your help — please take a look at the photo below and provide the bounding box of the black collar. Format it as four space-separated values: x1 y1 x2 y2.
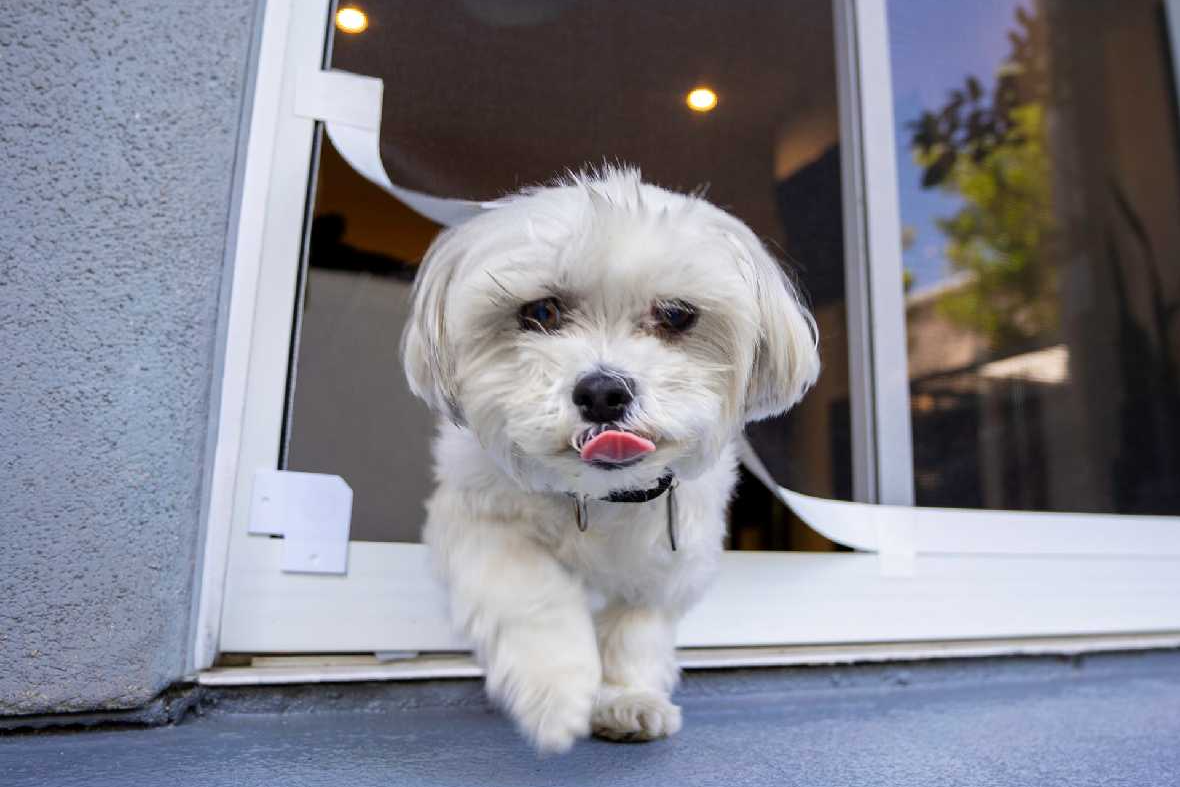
567 472 680 549
601 473 675 504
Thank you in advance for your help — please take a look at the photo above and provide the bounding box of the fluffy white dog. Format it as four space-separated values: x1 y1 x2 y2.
402 167 819 752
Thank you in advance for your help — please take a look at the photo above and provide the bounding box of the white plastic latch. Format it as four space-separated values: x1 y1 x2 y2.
248 469 353 574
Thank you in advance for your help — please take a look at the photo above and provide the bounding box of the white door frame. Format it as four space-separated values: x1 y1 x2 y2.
193 0 1180 668
834 0 914 505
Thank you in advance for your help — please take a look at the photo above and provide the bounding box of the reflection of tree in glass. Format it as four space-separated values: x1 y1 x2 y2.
909 4 1055 352
908 3 1180 513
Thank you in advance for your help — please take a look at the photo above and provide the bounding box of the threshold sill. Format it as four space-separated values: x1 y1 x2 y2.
197 631 1180 686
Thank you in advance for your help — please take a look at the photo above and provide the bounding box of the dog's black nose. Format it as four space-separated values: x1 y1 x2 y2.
573 371 635 423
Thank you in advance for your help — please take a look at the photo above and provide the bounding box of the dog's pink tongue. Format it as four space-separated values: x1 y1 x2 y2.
580 430 656 464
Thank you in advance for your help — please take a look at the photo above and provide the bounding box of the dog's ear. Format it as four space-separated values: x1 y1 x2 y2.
724 224 820 423
402 226 465 424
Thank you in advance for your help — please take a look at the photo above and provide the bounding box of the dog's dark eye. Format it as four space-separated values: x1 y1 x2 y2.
519 297 563 332
653 300 698 334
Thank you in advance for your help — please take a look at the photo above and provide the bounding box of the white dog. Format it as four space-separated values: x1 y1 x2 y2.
402 167 819 752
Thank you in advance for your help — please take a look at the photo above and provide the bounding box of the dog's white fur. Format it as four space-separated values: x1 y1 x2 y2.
403 168 819 752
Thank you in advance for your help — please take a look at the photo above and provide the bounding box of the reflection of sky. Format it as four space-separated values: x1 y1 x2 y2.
887 0 1029 292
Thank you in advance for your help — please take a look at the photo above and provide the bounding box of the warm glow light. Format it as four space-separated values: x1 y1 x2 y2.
336 6 369 34
686 87 718 112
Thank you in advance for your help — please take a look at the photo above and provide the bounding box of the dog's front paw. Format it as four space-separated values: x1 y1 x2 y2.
520 678 596 754
591 689 682 742
492 664 598 754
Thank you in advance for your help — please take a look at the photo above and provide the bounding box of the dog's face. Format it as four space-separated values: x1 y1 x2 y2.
403 169 819 498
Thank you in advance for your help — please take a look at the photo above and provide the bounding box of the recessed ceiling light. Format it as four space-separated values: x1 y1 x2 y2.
336 6 369 34
686 87 718 112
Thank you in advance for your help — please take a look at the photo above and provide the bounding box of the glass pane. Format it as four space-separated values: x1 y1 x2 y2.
888 0 1180 512
286 0 854 547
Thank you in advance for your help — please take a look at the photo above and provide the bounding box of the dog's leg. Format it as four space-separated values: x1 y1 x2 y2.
431 522 601 753
591 603 683 741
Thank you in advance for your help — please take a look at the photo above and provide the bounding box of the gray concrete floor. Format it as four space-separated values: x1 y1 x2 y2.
3 651 1179 787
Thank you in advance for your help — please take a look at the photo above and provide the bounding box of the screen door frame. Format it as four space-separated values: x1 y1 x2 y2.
192 0 1180 667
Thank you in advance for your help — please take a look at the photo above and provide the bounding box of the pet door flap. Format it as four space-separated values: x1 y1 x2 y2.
294 67 494 225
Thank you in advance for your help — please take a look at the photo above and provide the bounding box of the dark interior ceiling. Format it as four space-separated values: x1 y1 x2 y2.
329 0 839 243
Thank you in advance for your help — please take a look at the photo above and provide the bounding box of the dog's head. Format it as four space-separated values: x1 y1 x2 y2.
403 168 819 497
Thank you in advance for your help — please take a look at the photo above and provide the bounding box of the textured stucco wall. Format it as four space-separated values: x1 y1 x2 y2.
0 0 259 714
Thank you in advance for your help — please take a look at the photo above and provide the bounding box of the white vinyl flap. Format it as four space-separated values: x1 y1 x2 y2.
294 67 494 226
291 69 1180 566
873 504 916 577
249 469 353 574
294 68 383 130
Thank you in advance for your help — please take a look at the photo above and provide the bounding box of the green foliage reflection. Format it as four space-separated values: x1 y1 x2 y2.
909 4 1055 351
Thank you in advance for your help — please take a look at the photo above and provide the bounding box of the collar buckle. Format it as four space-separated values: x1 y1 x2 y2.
567 473 679 551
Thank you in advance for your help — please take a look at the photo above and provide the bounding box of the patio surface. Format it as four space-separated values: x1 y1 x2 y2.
3 650 1179 786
